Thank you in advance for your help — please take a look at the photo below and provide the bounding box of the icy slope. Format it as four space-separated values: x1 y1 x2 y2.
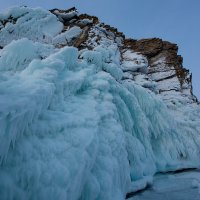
0 7 200 200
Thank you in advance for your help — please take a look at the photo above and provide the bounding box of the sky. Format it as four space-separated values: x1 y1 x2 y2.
1 0 200 98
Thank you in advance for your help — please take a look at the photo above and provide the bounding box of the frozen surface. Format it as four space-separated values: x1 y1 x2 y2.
53 26 82 46
0 7 200 200
128 170 200 200
121 50 148 73
0 7 63 46
53 9 78 21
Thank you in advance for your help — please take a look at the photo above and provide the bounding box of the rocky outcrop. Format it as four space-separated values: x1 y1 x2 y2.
0 7 197 105
124 38 187 88
49 8 198 105
123 38 198 104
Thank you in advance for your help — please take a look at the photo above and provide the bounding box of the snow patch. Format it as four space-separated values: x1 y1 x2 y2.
53 26 82 46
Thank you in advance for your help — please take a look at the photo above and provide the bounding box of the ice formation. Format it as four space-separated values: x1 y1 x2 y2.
0 7 200 200
129 170 200 200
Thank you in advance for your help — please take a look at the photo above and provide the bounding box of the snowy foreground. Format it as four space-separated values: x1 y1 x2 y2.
128 170 200 200
0 7 200 200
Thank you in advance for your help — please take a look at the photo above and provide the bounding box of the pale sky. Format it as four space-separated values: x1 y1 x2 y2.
1 0 200 98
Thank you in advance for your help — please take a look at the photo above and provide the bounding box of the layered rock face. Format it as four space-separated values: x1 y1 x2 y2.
0 6 197 105
49 7 198 106
124 38 198 104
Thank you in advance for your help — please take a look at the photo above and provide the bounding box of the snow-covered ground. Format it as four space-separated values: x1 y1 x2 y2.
128 170 200 200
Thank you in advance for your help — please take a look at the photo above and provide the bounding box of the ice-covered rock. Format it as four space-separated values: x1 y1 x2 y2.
0 6 199 200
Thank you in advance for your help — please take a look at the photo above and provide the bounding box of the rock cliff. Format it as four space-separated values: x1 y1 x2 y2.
0 6 200 200
49 7 199 105
0 6 197 106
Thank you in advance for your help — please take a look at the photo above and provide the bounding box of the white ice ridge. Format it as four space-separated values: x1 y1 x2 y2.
0 7 63 46
0 7 200 200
